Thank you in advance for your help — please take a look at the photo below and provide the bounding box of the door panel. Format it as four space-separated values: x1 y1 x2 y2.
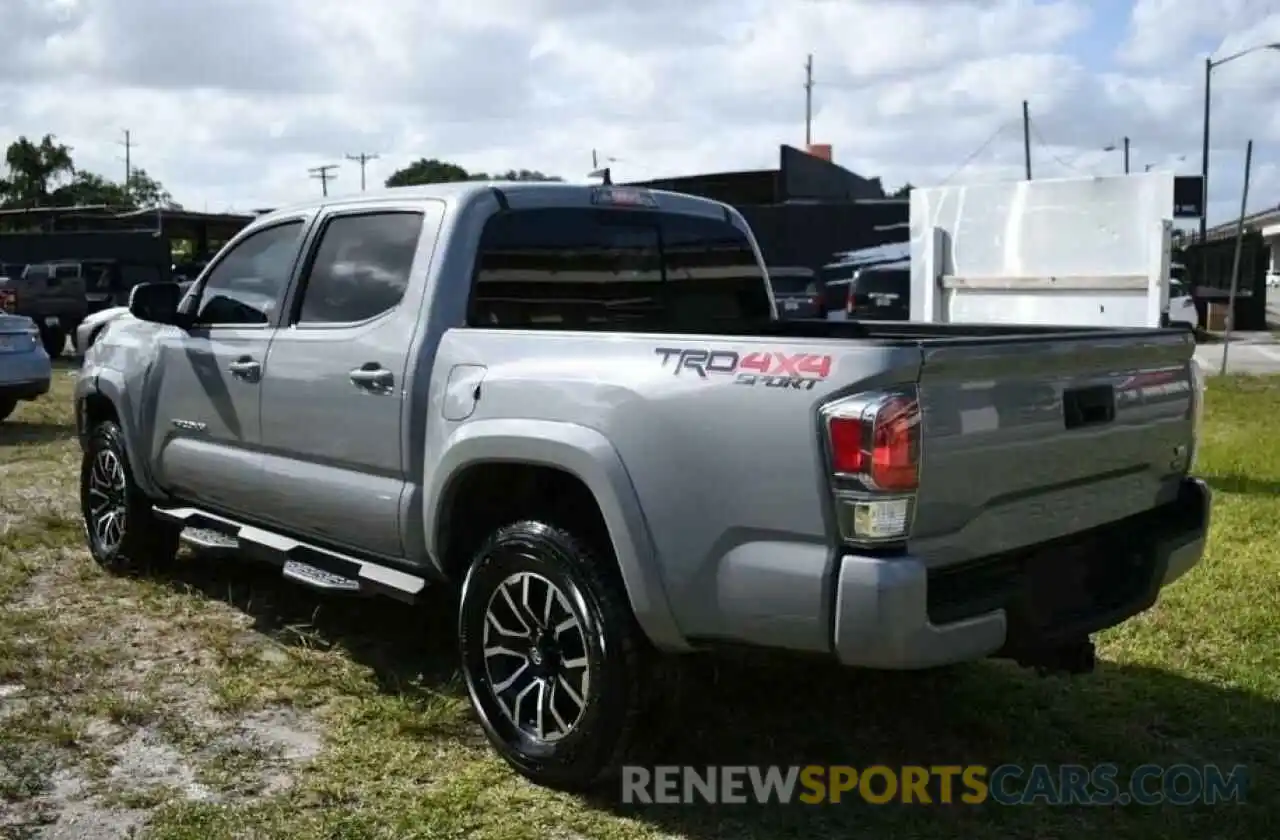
147 218 308 517
258 205 441 559
150 330 273 516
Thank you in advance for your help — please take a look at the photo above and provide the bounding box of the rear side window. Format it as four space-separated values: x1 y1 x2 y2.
771 274 817 296
294 212 423 325
853 270 908 296
469 208 771 332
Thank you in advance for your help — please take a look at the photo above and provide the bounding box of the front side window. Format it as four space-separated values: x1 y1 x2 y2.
469 208 770 332
194 221 304 326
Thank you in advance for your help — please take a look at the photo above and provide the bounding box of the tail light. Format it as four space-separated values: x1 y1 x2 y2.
1188 358 1205 470
821 389 921 546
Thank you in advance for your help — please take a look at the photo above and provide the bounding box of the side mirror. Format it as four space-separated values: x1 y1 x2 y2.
128 281 185 325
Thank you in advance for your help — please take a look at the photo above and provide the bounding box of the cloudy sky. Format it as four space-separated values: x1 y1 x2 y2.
2 0 1279 226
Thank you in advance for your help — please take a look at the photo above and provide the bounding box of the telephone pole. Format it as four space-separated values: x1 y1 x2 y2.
117 129 134 196
1022 100 1032 179
345 152 379 191
804 54 814 147
308 164 338 197
1123 136 1130 173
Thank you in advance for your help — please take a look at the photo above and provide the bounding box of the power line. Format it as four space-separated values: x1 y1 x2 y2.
1027 120 1087 175
939 122 1014 185
345 152 379 191
308 164 338 197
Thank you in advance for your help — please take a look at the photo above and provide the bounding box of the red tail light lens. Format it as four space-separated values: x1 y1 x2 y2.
870 397 919 491
824 394 920 491
828 416 865 474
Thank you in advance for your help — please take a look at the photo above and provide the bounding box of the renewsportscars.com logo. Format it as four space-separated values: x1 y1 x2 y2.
620 764 1249 806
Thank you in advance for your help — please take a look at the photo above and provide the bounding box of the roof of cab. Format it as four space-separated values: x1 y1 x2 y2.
253 181 736 228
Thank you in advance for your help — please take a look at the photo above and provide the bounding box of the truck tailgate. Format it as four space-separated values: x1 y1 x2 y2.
909 329 1197 567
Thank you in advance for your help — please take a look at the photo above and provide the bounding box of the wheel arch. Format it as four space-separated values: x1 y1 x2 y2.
75 371 164 499
426 419 690 652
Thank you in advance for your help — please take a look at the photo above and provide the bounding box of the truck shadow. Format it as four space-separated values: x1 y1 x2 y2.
0 421 77 447
151 548 1275 840
1204 473 1280 496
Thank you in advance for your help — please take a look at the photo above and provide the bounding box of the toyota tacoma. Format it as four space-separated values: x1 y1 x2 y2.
75 181 1210 790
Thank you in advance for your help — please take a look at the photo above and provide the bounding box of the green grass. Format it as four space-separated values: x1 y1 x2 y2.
0 367 1277 838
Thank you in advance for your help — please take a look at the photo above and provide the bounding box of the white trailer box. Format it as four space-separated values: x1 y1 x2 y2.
909 172 1176 328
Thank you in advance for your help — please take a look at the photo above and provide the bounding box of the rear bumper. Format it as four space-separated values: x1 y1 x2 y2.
832 476 1211 669
0 350 53 402
0 378 51 402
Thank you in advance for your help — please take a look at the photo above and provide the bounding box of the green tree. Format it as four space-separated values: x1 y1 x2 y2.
0 134 76 208
385 158 472 187
124 168 179 209
890 183 914 198
53 171 126 206
1 134 180 211
485 169 563 182
385 158 563 187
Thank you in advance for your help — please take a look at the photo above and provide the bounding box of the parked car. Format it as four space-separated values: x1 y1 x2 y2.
77 182 1210 791
0 261 90 357
74 280 193 354
1165 278 1198 329
823 266 910 321
0 313 52 422
768 267 823 319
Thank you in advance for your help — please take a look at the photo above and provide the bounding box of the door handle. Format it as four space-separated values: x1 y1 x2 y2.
228 358 261 382
349 364 394 391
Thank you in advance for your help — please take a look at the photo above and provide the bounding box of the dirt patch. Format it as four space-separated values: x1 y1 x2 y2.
0 428 327 838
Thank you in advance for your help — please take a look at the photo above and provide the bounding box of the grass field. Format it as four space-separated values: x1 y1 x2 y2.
1 365 1277 839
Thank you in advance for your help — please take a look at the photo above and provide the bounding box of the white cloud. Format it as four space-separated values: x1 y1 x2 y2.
1 0 1278 227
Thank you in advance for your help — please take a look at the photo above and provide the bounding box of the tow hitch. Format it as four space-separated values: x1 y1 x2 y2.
1009 638 1096 675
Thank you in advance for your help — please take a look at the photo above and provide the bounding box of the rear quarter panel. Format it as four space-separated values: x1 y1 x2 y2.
427 328 922 653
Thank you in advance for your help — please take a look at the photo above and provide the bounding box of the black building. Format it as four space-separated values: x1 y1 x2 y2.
625 145 908 275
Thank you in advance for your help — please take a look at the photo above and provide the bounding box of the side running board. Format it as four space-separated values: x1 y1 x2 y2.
154 506 428 604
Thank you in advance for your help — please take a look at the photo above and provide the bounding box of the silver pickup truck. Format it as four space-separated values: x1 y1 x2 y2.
75 182 1210 790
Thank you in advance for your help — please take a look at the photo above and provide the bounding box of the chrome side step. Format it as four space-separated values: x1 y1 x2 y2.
155 506 428 604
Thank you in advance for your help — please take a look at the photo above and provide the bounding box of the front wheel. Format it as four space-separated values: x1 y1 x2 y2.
80 420 179 573
458 520 652 791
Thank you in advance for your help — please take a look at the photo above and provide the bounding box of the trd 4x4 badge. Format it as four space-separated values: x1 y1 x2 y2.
654 347 833 391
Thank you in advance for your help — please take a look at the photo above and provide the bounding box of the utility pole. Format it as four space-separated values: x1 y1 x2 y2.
1221 139 1254 375
345 152 379 191
1022 100 1032 180
1123 136 1130 173
308 164 338 197
117 129 133 196
592 149 598 170
804 54 814 147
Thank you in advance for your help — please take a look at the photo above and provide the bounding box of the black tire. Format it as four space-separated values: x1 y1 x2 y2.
0 398 16 423
458 520 651 791
80 420 179 573
39 324 65 358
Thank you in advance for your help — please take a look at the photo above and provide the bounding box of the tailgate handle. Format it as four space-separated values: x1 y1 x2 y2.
1063 385 1115 430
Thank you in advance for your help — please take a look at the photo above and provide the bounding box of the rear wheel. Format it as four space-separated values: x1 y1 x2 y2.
80 420 179 573
39 323 65 358
458 520 652 791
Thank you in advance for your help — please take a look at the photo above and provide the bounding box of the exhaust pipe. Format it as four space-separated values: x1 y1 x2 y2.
1009 638 1096 676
